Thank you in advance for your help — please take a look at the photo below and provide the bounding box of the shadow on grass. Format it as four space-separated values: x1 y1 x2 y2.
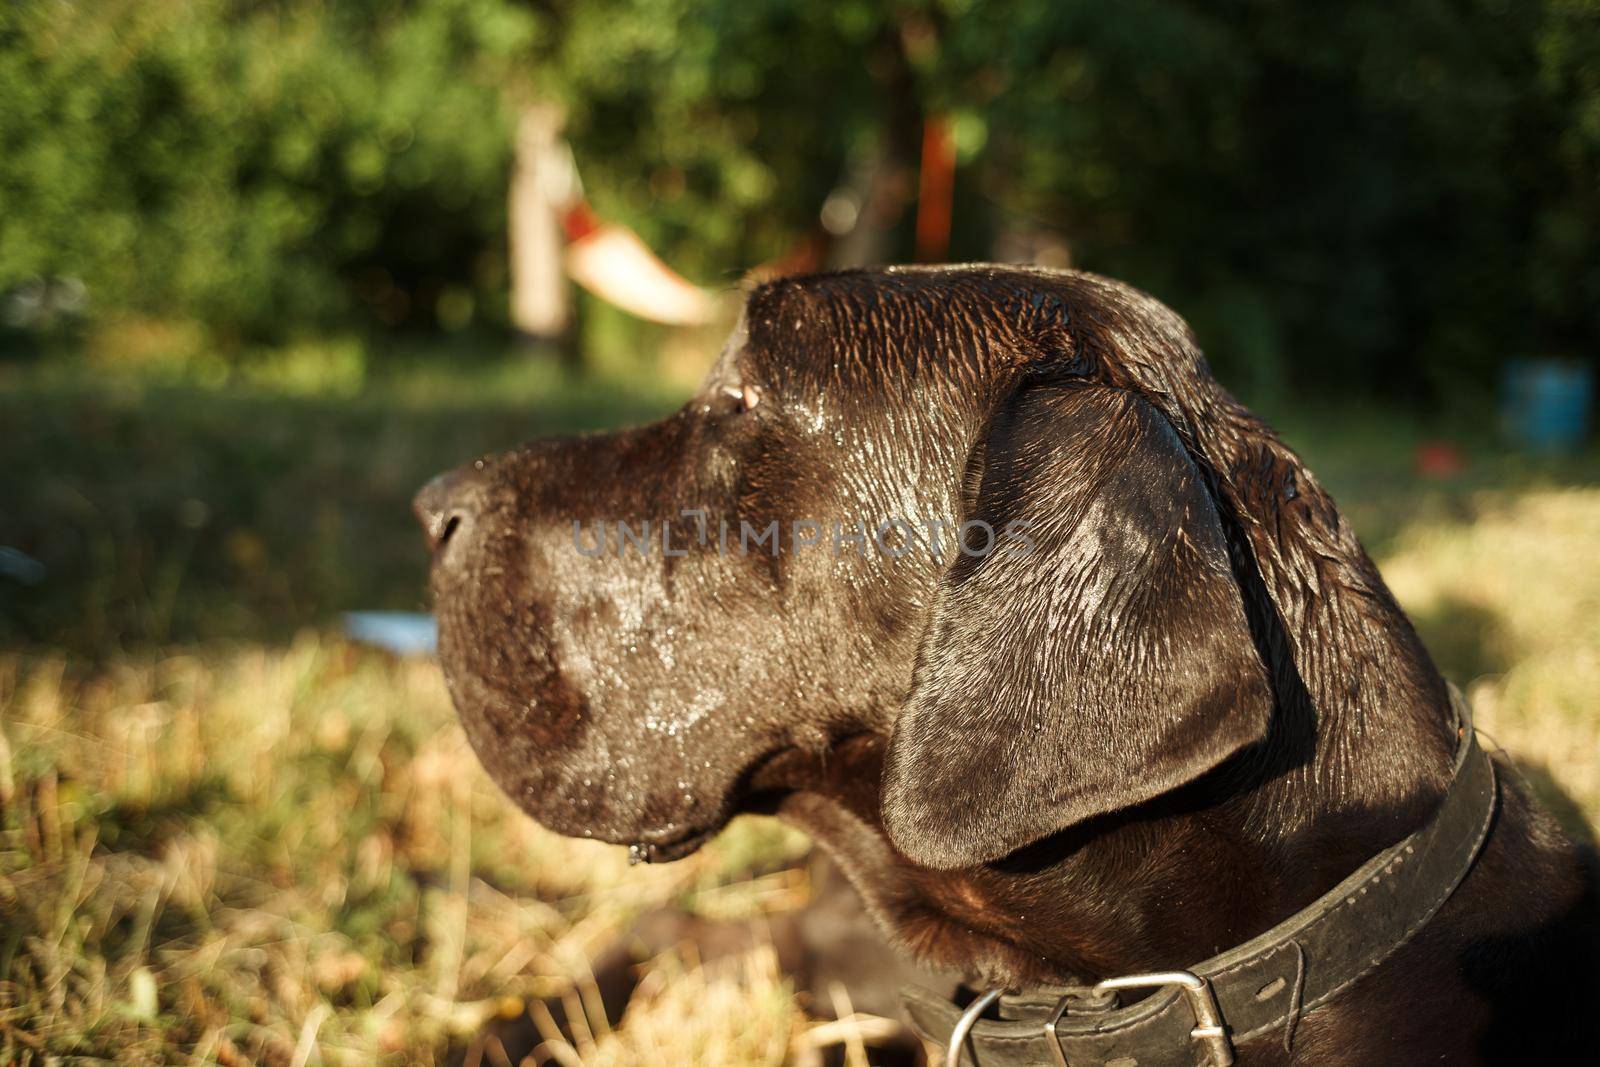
0 373 684 656
94 775 234 856
1512 762 1600 849
1406 593 1513 682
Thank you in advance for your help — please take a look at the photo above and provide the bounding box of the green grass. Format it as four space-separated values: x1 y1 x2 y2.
0 355 687 655
1 353 1597 1064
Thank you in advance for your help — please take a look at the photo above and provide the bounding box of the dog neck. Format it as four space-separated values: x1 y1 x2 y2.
1191 394 1460 808
769 394 1462 991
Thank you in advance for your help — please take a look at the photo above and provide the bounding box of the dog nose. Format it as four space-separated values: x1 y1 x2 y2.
413 469 475 553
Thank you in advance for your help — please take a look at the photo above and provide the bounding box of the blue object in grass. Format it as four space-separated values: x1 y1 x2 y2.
1502 359 1593 452
343 612 438 656
0 547 46 585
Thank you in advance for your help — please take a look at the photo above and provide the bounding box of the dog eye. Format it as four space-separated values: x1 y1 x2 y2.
719 384 762 414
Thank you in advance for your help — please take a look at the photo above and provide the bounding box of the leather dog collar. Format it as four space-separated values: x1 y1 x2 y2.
903 684 1498 1067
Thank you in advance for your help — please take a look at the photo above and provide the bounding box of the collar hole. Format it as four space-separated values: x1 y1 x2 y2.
1255 976 1287 1001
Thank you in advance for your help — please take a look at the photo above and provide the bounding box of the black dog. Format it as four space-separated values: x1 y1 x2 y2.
417 267 1597 1064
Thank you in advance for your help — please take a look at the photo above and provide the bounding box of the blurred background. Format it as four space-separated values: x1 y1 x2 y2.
1 1 1597 1064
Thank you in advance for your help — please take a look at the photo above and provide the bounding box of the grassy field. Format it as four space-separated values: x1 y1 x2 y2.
2 355 1597 1065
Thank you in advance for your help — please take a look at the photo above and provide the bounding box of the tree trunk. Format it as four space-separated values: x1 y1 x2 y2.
509 103 575 361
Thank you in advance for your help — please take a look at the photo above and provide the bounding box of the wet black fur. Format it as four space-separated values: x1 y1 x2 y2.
422 266 1599 1063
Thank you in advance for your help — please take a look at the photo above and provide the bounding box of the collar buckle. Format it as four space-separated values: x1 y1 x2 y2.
943 989 1002 1067
1042 971 1234 1067
1088 979 1235 1067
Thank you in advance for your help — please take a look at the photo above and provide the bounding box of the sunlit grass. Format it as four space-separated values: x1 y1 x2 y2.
0 637 814 1064
1381 487 1600 833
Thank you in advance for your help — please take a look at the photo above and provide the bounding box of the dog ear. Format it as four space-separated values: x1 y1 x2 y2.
882 384 1272 869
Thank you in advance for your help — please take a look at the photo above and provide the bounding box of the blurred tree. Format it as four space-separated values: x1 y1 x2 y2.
0 0 534 348
932 0 1600 398
0 0 1595 398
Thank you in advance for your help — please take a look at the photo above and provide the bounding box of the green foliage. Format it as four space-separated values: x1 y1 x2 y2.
543 0 899 280
550 0 1600 397
1 0 1597 395
0 0 534 344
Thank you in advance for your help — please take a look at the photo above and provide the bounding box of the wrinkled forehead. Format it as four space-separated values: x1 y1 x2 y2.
731 270 1048 407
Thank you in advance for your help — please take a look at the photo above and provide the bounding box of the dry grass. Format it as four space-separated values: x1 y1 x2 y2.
1382 487 1600 834
2 484 1596 1064
0 638 824 1065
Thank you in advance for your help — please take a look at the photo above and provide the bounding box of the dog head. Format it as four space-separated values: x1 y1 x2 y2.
419 267 1272 868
